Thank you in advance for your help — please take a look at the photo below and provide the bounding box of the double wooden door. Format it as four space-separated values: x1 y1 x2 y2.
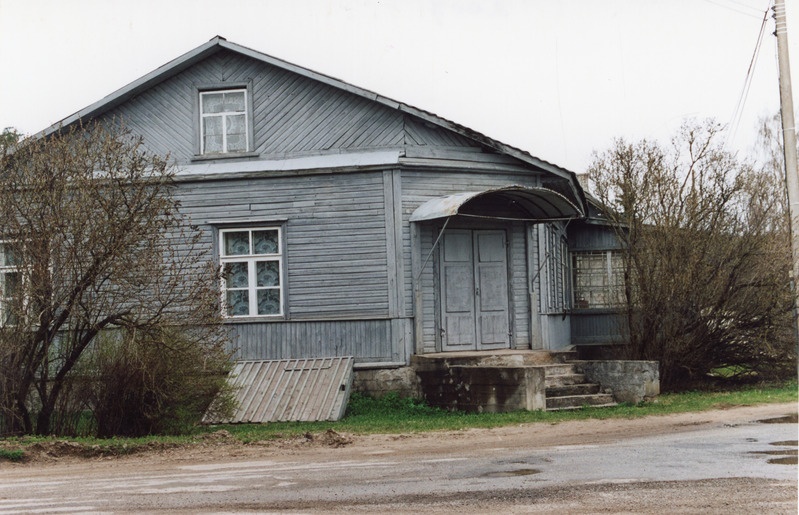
439 229 510 351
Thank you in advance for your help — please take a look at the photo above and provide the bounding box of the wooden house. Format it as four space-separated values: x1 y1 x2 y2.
43 37 652 412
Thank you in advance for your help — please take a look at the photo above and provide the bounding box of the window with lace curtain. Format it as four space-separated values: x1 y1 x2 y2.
219 228 283 318
199 88 250 155
0 241 21 326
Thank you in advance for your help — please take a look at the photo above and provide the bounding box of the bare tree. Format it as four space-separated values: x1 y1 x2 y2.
588 119 794 390
0 124 230 436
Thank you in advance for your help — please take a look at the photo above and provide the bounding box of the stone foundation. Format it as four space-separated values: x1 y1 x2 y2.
412 353 549 412
573 360 660 403
353 366 421 399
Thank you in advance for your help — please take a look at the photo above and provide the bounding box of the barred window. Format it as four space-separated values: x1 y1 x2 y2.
572 250 624 309
544 226 570 312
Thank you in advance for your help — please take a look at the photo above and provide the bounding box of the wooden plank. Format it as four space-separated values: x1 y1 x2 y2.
201 356 355 424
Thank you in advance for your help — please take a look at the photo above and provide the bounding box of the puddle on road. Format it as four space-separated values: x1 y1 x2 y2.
768 457 798 465
748 449 798 456
749 439 799 466
756 414 798 424
481 468 541 478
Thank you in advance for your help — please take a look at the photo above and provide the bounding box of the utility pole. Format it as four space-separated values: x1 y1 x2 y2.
773 0 799 354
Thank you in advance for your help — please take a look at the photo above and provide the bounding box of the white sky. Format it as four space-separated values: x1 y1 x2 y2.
0 0 797 173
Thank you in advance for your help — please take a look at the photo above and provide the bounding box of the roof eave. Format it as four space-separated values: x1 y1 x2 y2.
35 36 589 214
40 36 227 138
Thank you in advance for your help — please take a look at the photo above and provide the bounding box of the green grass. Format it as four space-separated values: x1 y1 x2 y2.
1 380 796 459
0 448 25 462
215 380 797 441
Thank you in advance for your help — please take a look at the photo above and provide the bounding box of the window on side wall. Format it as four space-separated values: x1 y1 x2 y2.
199 88 250 155
572 250 624 309
545 226 570 313
0 241 21 326
219 228 283 318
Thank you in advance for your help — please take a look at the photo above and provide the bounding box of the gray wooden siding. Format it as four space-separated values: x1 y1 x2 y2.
400 170 543 352
98 49 478 164
571 311 628 345
400 169 543 320
568 222 623 251
175 170 390 319
404 117 476 147
508 222 529 348
230 319 406 364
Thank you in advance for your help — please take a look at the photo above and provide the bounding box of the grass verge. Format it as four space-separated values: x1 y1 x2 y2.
1 380 796 461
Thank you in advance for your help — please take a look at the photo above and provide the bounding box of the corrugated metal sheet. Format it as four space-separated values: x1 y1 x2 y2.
409 186 583 223
207 357 354 423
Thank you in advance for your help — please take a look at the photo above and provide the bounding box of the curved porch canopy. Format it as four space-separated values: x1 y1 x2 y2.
409 185 584 223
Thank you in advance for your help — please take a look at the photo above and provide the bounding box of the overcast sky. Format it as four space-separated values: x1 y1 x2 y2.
0 0 797 173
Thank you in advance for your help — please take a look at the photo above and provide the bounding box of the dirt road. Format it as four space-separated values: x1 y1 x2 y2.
0 402 796 513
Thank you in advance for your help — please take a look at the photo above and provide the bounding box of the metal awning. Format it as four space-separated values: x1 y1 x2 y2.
409 185 584 222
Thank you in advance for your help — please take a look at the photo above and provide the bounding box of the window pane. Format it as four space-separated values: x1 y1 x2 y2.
257 289 281 315
0 243 18 267
202 92 225 114
224 231 250 256
203 117 223 153
227 133 246 152
2 271 19 297
223 91 246 112
226 114 247 152
226 290 250 316
253 230 278 254
256 261 279 287
224 262 249 288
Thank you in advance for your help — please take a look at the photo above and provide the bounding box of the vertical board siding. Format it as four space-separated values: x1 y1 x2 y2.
176 171 390 318
508 223 530 348
400 170 542 352
230 319 403 364
400 170 542 319
571 312 628 345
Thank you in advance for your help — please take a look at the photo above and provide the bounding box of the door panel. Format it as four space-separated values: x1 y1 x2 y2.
441 231 477 350
439 229 510 351
475 231 510 349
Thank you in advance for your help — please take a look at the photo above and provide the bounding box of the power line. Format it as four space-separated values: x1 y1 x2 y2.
703 0 770 19
726 1 772 148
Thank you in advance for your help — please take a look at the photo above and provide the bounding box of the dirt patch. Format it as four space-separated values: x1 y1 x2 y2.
1 402 795 467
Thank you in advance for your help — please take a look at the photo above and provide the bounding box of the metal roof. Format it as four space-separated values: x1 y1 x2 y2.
409 185 584 222
205 357 354 424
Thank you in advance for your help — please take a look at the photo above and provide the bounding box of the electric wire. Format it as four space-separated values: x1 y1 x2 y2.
703 0 770 19
726 1 772 149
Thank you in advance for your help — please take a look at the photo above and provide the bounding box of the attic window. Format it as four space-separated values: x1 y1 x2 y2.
200 88 250 154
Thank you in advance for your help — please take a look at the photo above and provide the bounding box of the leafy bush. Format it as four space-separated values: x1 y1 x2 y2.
82 328 235 437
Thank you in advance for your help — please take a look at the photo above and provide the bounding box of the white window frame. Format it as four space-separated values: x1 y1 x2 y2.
0 240 21 326
199 88 250 155
219 227 284 318
572 250 625 309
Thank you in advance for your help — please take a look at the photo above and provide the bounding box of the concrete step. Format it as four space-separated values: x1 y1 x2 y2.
546 393 617 410
546 383 601 397
540 363 578 376
413 351 576 370
545 373 587 388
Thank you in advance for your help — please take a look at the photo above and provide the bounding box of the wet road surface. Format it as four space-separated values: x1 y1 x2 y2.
0 407 795 513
